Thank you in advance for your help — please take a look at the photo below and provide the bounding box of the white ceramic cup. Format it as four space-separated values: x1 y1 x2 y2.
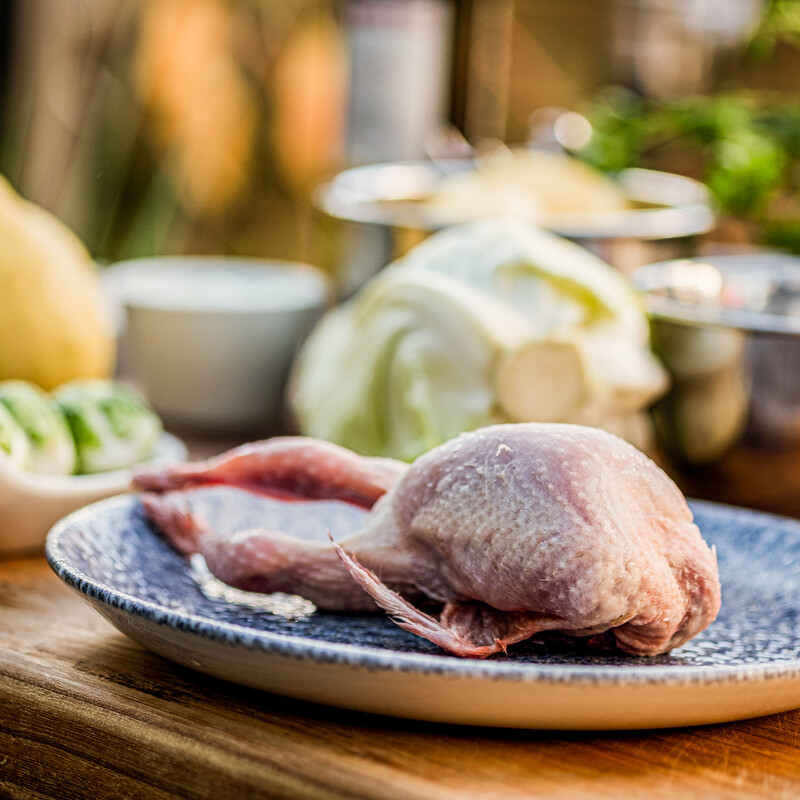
105 256 332 433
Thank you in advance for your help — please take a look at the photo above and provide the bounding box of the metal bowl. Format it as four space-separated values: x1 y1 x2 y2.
632 254 800 514
315 159 715 297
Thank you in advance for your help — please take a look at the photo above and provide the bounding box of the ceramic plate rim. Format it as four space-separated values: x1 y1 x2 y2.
45 494 800 689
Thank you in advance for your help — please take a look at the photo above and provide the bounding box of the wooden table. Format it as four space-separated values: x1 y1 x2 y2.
4 556 800 799
4 437 800 799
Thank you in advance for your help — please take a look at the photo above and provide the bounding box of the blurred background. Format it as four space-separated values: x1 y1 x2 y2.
7 0 800 522
4 0 800 270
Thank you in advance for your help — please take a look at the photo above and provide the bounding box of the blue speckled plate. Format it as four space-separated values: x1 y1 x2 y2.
45 495 800 730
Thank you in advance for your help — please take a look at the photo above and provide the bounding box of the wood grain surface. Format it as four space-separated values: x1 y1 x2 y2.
2 555 800 800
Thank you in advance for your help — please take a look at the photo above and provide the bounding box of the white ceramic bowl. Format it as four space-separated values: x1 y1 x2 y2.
105 257 333 433
0 432 186 556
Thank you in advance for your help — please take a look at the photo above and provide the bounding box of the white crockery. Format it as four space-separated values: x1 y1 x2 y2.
45 495 800 730
105 256 333 433
0 432 186 556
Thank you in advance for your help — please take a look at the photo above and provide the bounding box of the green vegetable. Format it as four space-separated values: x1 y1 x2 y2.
0 402 31 470
0 380 77 474
290 265 531 461
53 379 162 474
396 217 652 335
289 219 668 460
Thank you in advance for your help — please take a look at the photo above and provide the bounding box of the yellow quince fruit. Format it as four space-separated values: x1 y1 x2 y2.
0 176 116 390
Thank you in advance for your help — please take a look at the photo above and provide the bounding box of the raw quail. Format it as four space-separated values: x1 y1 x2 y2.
133 424 721 657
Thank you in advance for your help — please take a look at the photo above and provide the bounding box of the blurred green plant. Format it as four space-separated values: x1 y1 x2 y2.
578 87 800 251
749 0 800 57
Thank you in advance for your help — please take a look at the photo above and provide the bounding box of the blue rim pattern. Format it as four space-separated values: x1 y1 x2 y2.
45 494 800 686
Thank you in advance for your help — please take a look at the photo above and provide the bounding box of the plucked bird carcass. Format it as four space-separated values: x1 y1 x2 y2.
133 423 721 658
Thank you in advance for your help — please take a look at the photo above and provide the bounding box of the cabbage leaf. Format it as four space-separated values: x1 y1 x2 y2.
289 218 668 460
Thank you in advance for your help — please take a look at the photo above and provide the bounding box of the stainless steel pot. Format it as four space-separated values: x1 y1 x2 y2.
633 254 800 471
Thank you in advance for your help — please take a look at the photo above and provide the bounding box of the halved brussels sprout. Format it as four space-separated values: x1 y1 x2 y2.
0 401 32 470
53 379 162 474
0 380 77 474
